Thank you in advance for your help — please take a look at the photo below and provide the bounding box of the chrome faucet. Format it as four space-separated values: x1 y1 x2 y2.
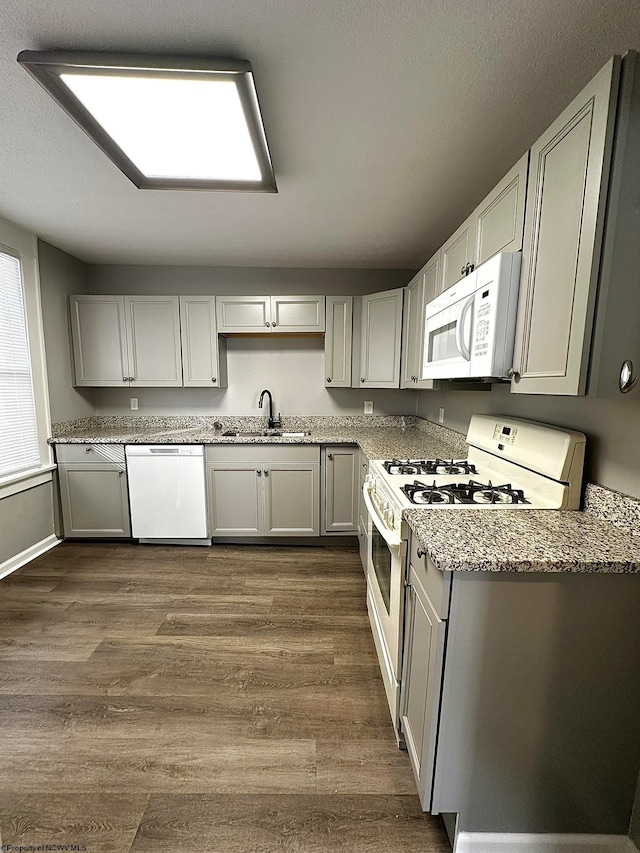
258 389 281 430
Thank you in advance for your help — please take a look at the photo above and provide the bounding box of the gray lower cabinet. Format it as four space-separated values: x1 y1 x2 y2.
400 536 449 811
206 445 320 537
322 445 358 534
56 444 130 538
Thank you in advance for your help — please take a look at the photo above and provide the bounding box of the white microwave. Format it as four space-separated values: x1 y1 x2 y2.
421 252 521 380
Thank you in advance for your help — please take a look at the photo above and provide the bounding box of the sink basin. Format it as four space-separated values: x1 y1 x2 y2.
221 430 311 438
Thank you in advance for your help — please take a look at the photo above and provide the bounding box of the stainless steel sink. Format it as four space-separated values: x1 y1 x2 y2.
221 430 311 438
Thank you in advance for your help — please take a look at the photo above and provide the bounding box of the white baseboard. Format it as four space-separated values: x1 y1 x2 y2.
454 832 637 853
0 534 60 580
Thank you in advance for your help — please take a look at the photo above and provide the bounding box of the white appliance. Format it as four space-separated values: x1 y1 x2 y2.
125 445 209 545
422 252 521 380
362 415 586 741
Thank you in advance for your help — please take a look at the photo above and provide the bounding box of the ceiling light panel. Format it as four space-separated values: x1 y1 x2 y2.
17 52 277 192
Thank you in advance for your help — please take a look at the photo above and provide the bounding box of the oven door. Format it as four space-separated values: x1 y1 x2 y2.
363 482 406 733
422 274 477 379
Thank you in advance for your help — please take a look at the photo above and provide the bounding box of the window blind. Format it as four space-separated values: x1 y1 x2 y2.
0 250 40 478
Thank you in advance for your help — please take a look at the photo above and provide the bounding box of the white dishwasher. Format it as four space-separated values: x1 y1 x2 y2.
125 445 209 545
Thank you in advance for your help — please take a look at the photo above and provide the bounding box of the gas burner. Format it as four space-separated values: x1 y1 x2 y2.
462 480 529 505
383 458 477 476
401 480 457 505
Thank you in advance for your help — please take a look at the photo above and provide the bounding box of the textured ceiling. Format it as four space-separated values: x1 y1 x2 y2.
2 0 640 267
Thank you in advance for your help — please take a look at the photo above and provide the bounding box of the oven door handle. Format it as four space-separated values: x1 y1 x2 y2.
362 483 404 552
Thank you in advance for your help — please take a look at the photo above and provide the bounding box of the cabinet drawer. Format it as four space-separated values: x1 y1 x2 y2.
55 444 125 465
206 444 320 464
409 531 451 619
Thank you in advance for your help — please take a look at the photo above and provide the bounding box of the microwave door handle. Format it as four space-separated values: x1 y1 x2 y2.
455 294 475 361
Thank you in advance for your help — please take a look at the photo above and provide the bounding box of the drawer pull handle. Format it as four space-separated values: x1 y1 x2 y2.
416 548 426 559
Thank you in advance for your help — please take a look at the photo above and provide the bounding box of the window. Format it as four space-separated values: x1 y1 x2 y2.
0 249 40 478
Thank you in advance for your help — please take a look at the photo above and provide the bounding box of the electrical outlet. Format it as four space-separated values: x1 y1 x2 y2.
364 400 374 415
438 407 445 424
130 397 139 411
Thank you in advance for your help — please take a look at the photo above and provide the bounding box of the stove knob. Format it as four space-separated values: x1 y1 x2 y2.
383 509 394 526
380 500 389 511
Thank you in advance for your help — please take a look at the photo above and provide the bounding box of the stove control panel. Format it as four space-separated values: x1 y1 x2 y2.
493 423 518 445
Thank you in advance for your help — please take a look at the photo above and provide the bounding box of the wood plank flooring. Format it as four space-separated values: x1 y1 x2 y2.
0 542 451 852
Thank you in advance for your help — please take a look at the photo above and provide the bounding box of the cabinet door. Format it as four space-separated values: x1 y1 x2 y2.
263 463 320 536
271 296 326 332
324 296 353 387
440 215 475 292
207 463 263 536
416 253 441 389
69 295 129 386
400 562 447 811
59 464 131 538
125 296 182 386
358 289 404 388
401 273 424 388
216 296 271 332
511 58 620 395
179 296 227 388
323 446 358 534
472 152 529 267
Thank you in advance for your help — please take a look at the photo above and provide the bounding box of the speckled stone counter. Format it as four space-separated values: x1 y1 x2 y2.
404 498 640 573
49 415 468 462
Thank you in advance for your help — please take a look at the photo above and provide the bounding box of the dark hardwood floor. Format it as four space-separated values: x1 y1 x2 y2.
0 542 451 852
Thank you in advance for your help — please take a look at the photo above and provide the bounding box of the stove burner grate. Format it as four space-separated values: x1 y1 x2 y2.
384 458 478 476
401 479 530 505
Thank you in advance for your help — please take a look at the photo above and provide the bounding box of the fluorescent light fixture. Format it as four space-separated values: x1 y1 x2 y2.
17 51 277 192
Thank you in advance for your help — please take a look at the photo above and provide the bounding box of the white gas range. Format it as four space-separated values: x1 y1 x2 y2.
362 414 586 740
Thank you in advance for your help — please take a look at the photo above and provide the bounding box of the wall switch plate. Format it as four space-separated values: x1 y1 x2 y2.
364 400 374 414
130 397 139 411
438 407 445 424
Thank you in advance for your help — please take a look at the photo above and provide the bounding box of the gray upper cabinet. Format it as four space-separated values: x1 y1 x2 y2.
125 296 182 387
322 445 358 534
401 252 440 390
70 295 182 387
511 57 620 395
439 154 528 294
473 152 528 267
70 295 128 386
216 295 325 333
324 296 353 387
271 296 325 332
440 217 475 293
356 288 404 388
179 296 228 388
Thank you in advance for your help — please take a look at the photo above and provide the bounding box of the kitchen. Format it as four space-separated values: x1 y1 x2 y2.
2 2 640 852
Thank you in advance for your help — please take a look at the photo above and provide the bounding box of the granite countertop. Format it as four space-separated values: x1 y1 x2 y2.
404 498 640 573
49 415 468 463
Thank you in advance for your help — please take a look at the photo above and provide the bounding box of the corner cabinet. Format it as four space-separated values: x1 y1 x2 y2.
206 445 320 537
216 296 325 333
56 444 131 538
179 296 228 388
401 252 440 389
354 288 404 388
324 296 353 387
322 445 359 534
70 295 182 387
510 57 620 395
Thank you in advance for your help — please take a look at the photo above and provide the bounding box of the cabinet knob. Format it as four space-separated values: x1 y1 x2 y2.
507 368 521 381
326 376 332 383
257 469 262 476
85 447 92 453
212 377 217 383
360 377 365 383
272 322 277 328
265 322 271 327
123 377 128 382
460 265 466 276
619 360 638 394
264 469 269 476
328 453 333 460
416 548 426 559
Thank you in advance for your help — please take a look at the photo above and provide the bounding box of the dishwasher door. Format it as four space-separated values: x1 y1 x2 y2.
125 445 208 543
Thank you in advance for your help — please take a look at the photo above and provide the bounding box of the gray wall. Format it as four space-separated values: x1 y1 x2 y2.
38 240 95 423
0 483 55 566
417 383 640 499
87 264 418 417
631 775 640 848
